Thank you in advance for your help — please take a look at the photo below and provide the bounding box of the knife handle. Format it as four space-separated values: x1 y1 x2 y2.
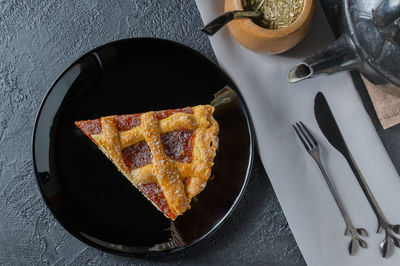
344 153 388 228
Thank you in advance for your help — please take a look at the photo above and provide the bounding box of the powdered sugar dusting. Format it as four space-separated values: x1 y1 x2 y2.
139 183 174 219
155 107 193 120
121 140 153 169
75 119 102 135
162 129 194 162
75 107 193 135
114 114 141 131
121 129 195 169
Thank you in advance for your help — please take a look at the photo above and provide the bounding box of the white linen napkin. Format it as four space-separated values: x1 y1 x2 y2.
195 1 400 265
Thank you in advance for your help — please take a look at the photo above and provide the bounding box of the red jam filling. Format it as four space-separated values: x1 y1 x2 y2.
122 128 195 219
121 129 195 169
75 119 102 135
139 183 175 219
75 107 195 219
75 107 193 135
161 129 194 163
113 113 141 131
120 141 152 170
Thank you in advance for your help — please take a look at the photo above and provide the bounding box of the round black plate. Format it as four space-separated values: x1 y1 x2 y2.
32 38 254 256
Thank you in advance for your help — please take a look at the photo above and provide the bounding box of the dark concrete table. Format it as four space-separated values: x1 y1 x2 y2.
1 0 398 265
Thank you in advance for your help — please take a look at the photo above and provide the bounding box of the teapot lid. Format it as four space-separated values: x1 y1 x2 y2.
346 0 400 86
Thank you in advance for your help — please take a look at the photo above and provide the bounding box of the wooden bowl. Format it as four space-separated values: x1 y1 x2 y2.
225 0 315 54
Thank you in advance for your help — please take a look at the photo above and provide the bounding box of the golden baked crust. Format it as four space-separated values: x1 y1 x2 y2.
75 105 219 220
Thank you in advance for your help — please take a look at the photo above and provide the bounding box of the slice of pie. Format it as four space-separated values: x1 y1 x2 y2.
75 105 219 220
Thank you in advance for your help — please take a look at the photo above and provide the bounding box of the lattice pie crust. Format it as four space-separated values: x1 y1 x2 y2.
75 105 219 220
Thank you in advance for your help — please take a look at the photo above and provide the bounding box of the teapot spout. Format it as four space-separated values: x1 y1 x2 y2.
288 34 360 83
288 63 313 83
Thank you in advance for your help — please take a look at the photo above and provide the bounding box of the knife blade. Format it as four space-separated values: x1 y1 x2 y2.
314 91 400 258
314 92 351 160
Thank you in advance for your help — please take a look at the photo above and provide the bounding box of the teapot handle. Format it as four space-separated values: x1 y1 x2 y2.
373 0 400 26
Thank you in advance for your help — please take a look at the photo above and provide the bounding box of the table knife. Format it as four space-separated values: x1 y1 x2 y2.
314 91 400 258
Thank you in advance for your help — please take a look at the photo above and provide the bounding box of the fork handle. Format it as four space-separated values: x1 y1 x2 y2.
315 160 353 226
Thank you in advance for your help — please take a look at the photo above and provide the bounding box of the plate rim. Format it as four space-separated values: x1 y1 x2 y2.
31 37 255 257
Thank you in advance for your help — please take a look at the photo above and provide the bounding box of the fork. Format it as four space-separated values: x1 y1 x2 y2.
293 121 368 255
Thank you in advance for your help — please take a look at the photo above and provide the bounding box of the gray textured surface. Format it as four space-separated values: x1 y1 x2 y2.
0 0 304 265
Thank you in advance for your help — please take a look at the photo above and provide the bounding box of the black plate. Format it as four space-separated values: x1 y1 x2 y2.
32 38 254 256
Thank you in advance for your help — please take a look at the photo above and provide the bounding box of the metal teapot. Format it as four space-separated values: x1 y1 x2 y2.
288 0 400 96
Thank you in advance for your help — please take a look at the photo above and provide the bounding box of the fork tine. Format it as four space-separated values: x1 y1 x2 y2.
292 124 310 150
299 121 318 147
296 122 313 148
